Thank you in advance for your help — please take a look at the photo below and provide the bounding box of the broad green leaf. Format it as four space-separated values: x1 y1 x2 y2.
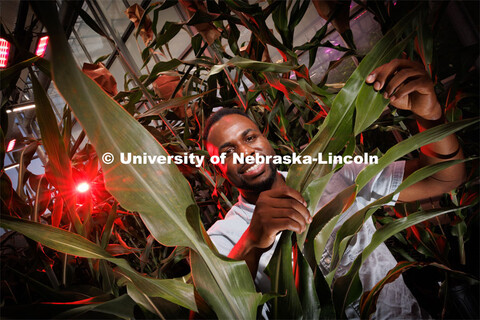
331 158 471 274
101 202 117 249
297 245 321 319
156 22 183 48
209 56 296 76
55 294 136 319
30 71 83 233
414 11 433 75
31 2 261 318
287 8 419 194
355 118 479 191
303 185 356 270
185 205 262 319
265 231 303 319
267 12 422 318
125 283 166 318
78 9 114 45
272 1 289 48
0 215 197 311
143 59 183 86
189 250 261 319
360 261 418 319
137 90 214 119
353 34 414 135
16 141 38 200
0 55 47 89
314 215 341 268
332 206 469 318
303 172 334 224
359 261 475 319
1 216 108 259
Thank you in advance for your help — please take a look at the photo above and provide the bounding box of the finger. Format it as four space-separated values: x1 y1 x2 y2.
272 208 309 230
390 78 432 102
366 59 423 91
271 217 305 233
270 186 307 206
271 198 312 222
383 69 425 98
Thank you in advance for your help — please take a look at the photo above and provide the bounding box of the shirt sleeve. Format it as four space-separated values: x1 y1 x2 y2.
207 213 249 257
343 161 405 205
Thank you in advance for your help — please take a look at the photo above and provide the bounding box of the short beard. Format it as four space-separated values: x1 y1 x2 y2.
236 163 277 193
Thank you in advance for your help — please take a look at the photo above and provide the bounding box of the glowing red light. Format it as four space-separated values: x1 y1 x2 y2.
353 10 367 21
6 139 16 152
76 182 90 193
0 38 10 68
36 36 49 57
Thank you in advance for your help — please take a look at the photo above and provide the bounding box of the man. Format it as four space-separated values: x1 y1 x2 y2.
205 59 465 319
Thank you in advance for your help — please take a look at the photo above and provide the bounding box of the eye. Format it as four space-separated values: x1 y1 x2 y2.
223 147 234 156
246 135 257 142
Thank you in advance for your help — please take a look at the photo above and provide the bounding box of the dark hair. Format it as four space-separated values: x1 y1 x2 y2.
203 108 251 141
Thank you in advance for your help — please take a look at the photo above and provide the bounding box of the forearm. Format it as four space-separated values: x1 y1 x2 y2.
228 227 266 278
415 109 466 186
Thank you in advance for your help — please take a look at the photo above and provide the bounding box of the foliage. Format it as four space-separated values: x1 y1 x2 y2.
0 1 478 319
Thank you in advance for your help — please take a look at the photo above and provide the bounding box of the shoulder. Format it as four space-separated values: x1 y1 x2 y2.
207 204 250 237
207 204 250 256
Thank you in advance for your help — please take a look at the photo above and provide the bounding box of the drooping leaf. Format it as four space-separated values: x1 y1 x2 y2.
353 35 415 135
31 3 263 318
303 185 356 270
355 118 479 191
209 56 296 76
287 7 420 195
297 244 321 319
359 261 475 319
264 231 303 319
55 294 136 319
30 70 83 233
332 206 470 318
0 215 197 311
330 158 472 275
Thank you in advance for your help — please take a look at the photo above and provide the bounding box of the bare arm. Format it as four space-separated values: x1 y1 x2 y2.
366 59 466 202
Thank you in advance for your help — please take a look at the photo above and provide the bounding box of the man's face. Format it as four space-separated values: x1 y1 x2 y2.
206 114 277 193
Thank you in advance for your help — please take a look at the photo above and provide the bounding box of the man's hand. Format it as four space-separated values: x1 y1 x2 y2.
247 185 312 249
365 58 466 202
228 180 311 276
366 59 442 120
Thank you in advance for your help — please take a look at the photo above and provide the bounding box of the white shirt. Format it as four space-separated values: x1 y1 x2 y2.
208 162 425 319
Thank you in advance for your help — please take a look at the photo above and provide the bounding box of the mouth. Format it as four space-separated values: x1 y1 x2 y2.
240 162 266 177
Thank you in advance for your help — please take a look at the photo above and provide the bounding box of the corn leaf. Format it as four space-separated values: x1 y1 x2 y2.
264 231 303 319
330 158 471 274
359 261 475 319
287 7 420 195
209 56 296 76
355 118 479 191
332 205 469 318
0 215 197 311
55 294 136 319
297 244 321 319
353 34 414 135
31 3 262 318
30 71 83 233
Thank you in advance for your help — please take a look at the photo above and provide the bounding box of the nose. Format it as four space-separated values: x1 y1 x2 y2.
237 142 255 157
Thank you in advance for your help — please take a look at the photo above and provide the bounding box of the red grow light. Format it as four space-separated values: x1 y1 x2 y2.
76 182 90 193
6 139 16 152
36 36 49 57
0 38 10 68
